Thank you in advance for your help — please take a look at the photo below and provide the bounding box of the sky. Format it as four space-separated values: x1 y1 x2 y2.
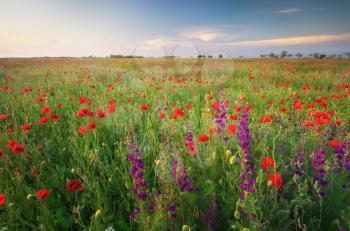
1 0 350 57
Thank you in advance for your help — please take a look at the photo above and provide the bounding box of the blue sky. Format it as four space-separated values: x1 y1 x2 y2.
1 0 350 57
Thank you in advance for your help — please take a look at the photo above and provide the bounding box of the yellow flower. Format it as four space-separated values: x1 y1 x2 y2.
234 210 241 219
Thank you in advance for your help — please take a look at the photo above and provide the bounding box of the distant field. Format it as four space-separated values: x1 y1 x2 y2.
0 58 349 230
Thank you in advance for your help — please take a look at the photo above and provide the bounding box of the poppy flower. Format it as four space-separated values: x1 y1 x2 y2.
0 114 7 122
198 134 209 143
107 105 116 114
227 124 237 135
261 156 275 171
6 140 25 154
0 194 6 206
36 189 49 200
87 122 96 130
0 150 5 156
140 104 150 111
40 106 51 114
329 140 342 148
21 123 31 132
293 101 303 110
159 112 166 120
268 173 283 190
39 117 49 124
260 114 274 123
66 179 84 192
50 114 61 121
301 120 315 129
171 108 185 119
78 126 86 135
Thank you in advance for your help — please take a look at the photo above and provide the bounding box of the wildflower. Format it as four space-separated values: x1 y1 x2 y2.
140 104 149 111
260 114 274 123
185 127 197 157
21 123 31 132
0 114 7 122
66 179 84 192
36 189 49 200
6 140 25 154
78 126 86 135
237 110 255 198
39 117 49 124
107 105 115 114
40 106 51 114
311 149 327 197
227 124 236 135
87 122 96 130
198 134 209 143
0 194 6 206
202 194 218 230
261 156 275 171
172 159 195 192
268 173 283 190
159 112 166 120
171 108 185 119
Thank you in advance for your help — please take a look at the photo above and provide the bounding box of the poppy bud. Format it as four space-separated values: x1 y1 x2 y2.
225 150 232 158
229 156 236 165
182 225 190 231
94 209 102 218
234 210 241 219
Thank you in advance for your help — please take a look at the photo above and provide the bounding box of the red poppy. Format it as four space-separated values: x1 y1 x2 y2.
268 173 283 190
41 106 51 114
36 189 49 200
96 109 106 118
0 114 7 122
171 108 185 119
329 140 342 148
21 123 31 132
260 114 274 123
6 140 25 154
293 101 303 110
0 194 6 206
198 134 209 143
140 104 150 111
39 117 49 124
66 179 84 192
78 126 86 135
50 114 61 121
57 103 63 108
107 105 116 114
79 96 87 104
87 122 96 130
227 124 237 135
159 112 166 120
301 120 315 129
261 156 275 171
229 114 237 120
0 150 5 156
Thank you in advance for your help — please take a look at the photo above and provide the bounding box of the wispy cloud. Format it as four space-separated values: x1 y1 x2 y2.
182 28 222 42
277 8 302 14
220 32 350 47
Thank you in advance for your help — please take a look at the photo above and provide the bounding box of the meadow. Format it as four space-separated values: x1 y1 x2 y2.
0 57 349 230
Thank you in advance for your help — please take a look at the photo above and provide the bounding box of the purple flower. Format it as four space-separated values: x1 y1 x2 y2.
311 149 328 197
172 159 196 192
202 194 219 230
237 110 255 198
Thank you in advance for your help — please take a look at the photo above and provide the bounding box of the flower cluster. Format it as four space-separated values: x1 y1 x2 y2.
171 159 196 192
311 149 327 197
128 144 148 201
237 110 255 198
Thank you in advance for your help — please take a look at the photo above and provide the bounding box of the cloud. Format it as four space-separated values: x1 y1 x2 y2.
220 32 350 47
182 29 222 42
277 8 302 14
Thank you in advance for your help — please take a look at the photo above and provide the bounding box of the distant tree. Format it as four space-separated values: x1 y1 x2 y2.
296 53 303 58
280 50 288 58
319 54 327 59
269 53 276 58
313 53 320 59
207 55 213 58
218 54 223 58
260 54 265 58
110 54 124 58
344 52 350 57
287 54 293 58
239 55 244 58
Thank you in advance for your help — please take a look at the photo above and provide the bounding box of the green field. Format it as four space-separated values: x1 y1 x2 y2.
0 58 349 230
